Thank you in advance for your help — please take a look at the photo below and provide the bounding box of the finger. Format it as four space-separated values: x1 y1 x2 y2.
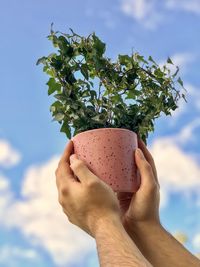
137 138 159 186
135 148 156 190
56 140 76 189
138 139 157 177
69 154 97 183
60 140 74 173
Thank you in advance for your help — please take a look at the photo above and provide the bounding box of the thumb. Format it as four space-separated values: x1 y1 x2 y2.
69 154 97 183
135 148 155 190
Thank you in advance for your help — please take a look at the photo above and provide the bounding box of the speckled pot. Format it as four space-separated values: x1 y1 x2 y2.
72 128 140 192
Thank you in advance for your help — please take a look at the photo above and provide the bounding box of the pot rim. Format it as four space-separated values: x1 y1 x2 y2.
72 127 137 140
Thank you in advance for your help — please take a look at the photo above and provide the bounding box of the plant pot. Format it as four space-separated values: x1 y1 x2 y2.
72 128 140 192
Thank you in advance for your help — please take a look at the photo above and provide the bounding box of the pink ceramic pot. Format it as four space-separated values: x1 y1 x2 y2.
72 128 140 192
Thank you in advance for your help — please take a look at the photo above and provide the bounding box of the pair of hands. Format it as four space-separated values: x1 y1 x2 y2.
55 138 160 237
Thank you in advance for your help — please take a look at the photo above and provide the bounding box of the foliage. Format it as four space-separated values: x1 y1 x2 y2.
37 25 186 143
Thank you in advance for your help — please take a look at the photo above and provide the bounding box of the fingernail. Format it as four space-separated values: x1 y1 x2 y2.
136 148 144 159
70 154 78 163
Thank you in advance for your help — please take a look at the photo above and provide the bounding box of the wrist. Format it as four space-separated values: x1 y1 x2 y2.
92 213 122 238
124 217 163 237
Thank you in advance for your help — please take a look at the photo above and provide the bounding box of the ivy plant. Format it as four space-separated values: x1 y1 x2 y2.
37 25 186 143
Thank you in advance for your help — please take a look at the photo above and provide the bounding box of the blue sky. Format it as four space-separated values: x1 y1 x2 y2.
0 0 200 266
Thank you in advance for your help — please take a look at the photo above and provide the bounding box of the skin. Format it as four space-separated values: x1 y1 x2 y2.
55 138 200 267
55 140 152 267
117 138 200 267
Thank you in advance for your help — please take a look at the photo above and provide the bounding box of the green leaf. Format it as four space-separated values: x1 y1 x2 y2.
182 93 187 102
172 66 179 78
50 57 63 70
39 28 186 140
50 105 56 112
134 90 141 96
148 56 157 65
111 94 122 102
154 68 164 78
54 113 65 122
177 77 184 87
46 78 61 95
118 55 130 65
36 57 47 65
81 90 90 97
127 71 137 82
58 35 70 45
81 64 89 80
92 114 106 122
50 22 54 34
48 35 59 47
90 90 97 99
92 34 106 56
167 57 174 64
46 69 55 77
135 54 148 64
60 121 71 139
125 91 137 99
50 101 63 112
54 94 67 101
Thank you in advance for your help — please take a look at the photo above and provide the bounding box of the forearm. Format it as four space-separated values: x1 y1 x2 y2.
126 221 200 267
94 215 152 267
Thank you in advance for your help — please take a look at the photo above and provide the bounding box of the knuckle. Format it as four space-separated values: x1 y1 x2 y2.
58 195 64 206
55 168 59 176
60 186 69 196
71 160 85 171
143 162 152 172
87 178 99 188
58 160 63 169
67 216 73 223
62 207 66 213
148 153 154 162
148 157 155 167
57 160 62 168
148 181 158 193
62 208 71 223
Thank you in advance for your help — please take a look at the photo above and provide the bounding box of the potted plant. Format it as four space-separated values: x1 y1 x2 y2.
37 25 186 192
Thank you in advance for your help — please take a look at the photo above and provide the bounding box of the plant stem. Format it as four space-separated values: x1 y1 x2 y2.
96 81 102 113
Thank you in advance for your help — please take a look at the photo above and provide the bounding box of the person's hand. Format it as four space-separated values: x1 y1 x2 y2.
55 140 121 237
117 138 160 231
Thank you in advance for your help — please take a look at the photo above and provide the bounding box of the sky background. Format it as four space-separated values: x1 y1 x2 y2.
0 0 200 266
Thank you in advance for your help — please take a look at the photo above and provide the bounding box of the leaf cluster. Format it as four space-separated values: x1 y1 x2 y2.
37 25 186 143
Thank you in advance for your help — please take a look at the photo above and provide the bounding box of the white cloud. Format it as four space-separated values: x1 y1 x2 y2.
0 245 38 264
176 118 200 144
98 10 117 29
121 0 153 20
120 0 200 28
150 137 200 191
166 0 200 15
171 53 195 68
158 53 197 125
193 233 200 250
160 53 195 74
0 134 200 264
0 174 9 191
2 156 96 266
0 174 12 214
120 0 162 29
150 136 200 208
185 83 200 111
169 83 200 123
159 187 169 208
0 140 21 168
85 7 117 29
